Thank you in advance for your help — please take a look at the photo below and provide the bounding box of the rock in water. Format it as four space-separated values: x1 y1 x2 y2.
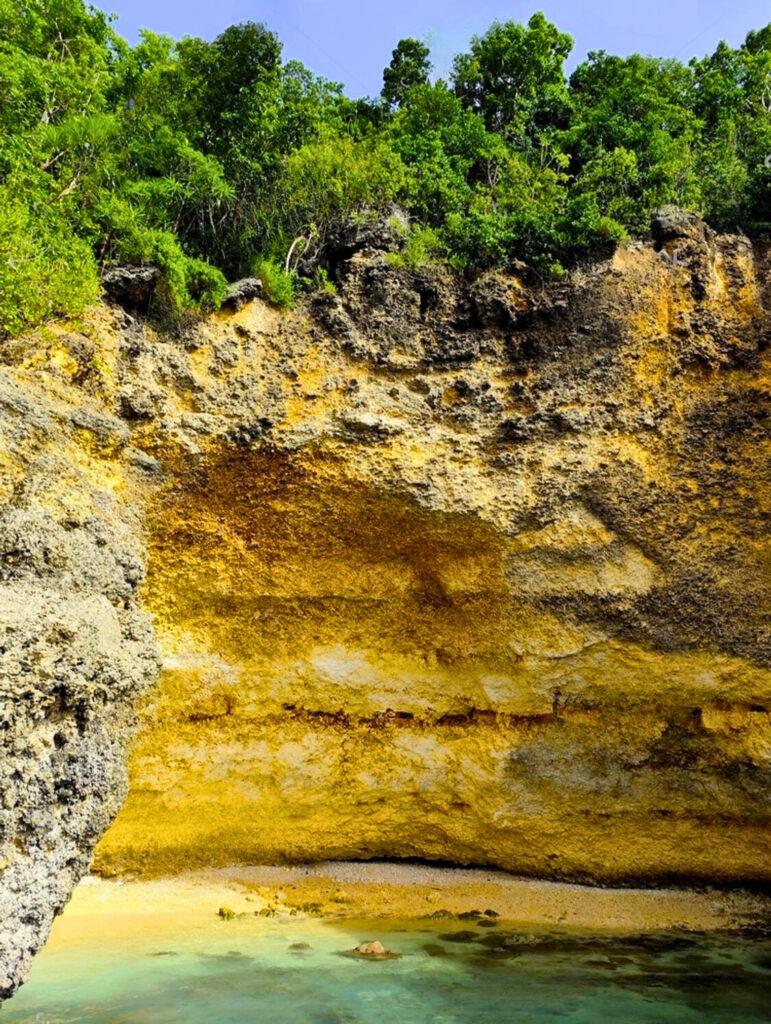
1 220 769 998
354 941 390 957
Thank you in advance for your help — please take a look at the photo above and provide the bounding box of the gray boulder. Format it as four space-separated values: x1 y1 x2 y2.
222 278 263 311
101 266 160 311
651 206 712 246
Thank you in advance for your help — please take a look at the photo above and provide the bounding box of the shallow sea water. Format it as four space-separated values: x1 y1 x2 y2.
5 915 770 1024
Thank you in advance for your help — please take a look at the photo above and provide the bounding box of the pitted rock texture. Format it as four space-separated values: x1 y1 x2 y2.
93 224 769 884
0 371 159 998
0 218 769 993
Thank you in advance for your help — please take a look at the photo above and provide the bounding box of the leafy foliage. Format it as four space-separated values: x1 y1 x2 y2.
451 14 573 142
0 185 99 335
386 224 445 270
253 258 295 308
382 38 432 108
273 132 407 265
0 2 768 335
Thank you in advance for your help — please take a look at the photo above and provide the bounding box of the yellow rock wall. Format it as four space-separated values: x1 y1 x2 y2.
95 452 770 883
87 230 770 883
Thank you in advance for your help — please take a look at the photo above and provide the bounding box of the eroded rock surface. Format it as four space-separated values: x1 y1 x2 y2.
0 372 159 997
94 223 769 885
1 218 769 993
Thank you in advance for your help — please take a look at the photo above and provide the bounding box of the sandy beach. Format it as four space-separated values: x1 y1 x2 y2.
9 863 768 1024
51 863 771 947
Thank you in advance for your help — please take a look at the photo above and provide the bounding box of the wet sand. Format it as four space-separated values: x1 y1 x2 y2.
57 863 771 942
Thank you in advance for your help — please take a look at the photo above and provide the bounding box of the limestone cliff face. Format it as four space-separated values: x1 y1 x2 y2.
1 217 769 991
0 348 159 996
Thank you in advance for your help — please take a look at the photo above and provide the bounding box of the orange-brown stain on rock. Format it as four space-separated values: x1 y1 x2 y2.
95 444 770 885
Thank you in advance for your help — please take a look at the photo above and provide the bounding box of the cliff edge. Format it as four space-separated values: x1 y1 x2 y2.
1 214 769 994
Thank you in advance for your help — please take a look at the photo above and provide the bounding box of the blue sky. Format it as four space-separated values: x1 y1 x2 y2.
101 0 771 97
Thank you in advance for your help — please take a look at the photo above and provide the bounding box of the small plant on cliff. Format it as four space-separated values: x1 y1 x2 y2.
253 257 296 308
312 267 337 295
386 225 445 270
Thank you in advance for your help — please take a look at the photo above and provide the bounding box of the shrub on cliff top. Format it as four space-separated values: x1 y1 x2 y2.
253 258 295 308
0 0 768 334
0 187 99 336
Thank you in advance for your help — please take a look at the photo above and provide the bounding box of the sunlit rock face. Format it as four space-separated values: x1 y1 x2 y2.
96 451 769 883
1 219 769 995
92 224 769 885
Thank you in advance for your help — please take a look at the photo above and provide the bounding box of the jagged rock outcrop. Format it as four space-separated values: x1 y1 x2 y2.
1 214 769 994
221 277 263 312
0 370 159 997
101 265 160 311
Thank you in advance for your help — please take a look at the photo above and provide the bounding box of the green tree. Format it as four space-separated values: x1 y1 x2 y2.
692 27 771 228
0 0 113 138
0 0 113 331
567 51 703 230
0 185 99 336
382 38 432 108
271 131 407 268
1 1 770 337
389 83 504 225
451 13 573 141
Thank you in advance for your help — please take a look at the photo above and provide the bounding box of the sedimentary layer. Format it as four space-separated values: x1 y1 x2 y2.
1 212 770 993
96 218 770 882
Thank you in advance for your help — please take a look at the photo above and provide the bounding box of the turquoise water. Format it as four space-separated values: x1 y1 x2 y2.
5 917 770 1024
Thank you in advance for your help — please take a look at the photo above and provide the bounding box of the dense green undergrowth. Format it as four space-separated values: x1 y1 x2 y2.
0 1 769 334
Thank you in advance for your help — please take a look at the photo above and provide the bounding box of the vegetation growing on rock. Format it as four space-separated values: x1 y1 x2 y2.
0 1 769 332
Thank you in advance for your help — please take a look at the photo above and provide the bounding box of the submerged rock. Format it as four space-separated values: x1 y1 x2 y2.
440 931 481 944
349 940 399 959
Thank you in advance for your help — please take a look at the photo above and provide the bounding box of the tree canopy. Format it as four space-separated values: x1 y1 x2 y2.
451 14 573 141
0 1 768 333
382 38 432 108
